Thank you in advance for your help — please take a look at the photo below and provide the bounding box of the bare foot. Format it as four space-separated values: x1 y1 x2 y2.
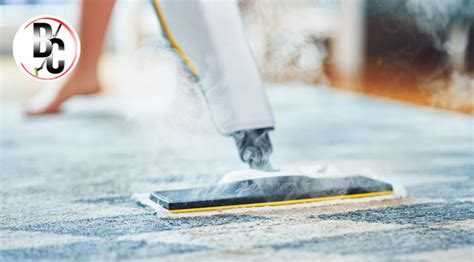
24 75 101 115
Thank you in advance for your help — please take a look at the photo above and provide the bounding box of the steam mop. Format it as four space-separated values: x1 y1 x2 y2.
136 0 404 214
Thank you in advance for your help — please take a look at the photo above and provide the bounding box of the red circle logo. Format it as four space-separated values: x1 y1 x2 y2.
12 15 81 82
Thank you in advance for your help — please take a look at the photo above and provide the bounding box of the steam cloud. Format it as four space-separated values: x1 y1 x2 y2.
406 0 474 112
406 0 474 49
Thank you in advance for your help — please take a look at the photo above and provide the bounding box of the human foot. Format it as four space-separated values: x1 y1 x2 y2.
24 75 101 115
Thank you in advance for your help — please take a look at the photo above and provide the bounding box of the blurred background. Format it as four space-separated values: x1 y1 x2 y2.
0 0 473 114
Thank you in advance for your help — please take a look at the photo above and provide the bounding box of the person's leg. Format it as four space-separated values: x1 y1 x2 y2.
25 0 116 115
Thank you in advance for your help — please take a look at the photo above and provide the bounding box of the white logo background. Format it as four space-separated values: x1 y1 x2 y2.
12 15 80 81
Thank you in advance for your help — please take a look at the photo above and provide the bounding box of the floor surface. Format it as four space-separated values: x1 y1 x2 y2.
1 85 473 261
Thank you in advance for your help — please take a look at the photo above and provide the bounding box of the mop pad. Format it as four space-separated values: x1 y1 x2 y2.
133 165 406 214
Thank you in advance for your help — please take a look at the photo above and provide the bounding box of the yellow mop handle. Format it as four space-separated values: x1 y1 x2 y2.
151 0 199 77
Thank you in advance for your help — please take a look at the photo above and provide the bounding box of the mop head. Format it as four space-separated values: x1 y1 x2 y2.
133 165 406 214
